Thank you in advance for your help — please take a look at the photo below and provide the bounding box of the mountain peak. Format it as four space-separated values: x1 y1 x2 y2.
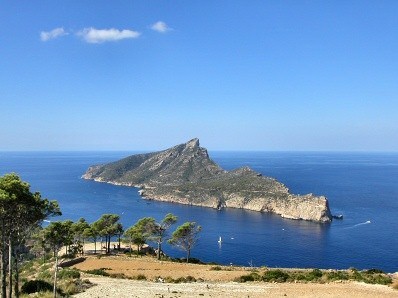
185 138 199 149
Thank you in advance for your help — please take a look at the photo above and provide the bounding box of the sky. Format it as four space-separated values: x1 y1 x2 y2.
1 1 398 151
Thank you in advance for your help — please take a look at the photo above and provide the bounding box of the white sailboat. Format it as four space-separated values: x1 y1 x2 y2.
218 236 222 244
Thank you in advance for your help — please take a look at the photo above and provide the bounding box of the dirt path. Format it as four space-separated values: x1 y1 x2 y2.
73 276 398 298
71 253 398 297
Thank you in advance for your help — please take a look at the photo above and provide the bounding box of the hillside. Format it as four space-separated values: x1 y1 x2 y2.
83 138 332 222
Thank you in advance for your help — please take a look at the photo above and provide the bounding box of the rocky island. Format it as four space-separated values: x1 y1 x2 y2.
82 138 332 222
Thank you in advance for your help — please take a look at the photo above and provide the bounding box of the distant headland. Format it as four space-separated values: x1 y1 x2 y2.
82 138 332 222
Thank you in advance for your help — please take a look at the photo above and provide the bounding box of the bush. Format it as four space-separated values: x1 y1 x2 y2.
326 271 349 281
263 270 290 282
84 268 110 276
21 280 53 294
134 274 147 280
58 268 81 279
109 273 129 279
235 272 262 283
363 274 392 285
365 268 385 274
210 266 222 271
163 276 197 283
290 269 322 282
37 270 52 280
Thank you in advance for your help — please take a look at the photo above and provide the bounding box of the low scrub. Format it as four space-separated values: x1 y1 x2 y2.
263 270 289 282
21 279 53 294
84 268 110 276
234 268 392 285
234 272 262 283
164 275 197 283
58 268 81 279
133 274 147 280
210 266 222 271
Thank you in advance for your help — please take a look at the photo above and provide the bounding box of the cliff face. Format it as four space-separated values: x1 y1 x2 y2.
83 138 332 222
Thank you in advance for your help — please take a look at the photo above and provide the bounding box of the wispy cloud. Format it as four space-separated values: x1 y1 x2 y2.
77 27 141 43
151 21 172 33
40 27 68 41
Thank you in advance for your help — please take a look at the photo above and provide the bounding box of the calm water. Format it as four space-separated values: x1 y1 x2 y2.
0 151 397 272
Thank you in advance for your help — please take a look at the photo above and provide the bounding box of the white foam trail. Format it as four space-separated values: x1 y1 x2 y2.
344 220 371 229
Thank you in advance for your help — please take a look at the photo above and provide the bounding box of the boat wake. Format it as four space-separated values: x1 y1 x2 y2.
344 220 371 229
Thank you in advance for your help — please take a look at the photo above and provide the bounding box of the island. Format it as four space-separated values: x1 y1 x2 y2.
82 138 332 222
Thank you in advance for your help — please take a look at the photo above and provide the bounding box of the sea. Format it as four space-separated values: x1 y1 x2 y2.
0 151 397 272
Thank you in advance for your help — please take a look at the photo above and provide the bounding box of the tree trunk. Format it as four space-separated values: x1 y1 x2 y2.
94 239 97 254
1 222 6 298
157 242 161 260
53 252 58 298
14 248 19 298
186 249 190 263
8 238 12 298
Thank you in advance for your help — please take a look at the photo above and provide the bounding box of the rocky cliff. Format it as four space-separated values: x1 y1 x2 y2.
83 138 332 222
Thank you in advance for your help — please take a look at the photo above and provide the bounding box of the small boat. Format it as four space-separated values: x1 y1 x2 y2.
218 236 222 243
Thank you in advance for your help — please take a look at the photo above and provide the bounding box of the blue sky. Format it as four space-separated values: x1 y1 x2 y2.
1 1 397 151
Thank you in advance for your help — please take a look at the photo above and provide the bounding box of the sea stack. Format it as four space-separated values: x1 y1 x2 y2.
83 138 332 222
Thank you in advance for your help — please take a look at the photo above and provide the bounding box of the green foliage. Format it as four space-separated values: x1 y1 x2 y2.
84 268 110 276
262 270 290 282
21 280 53 294
163 276 197 283
92 214 123 253
210 266 222 271
37 270 52 281
168 221 201 262
326 270 349 281
134 274 147 280
234 272 262 282
58 268 81 279
365 268 385 274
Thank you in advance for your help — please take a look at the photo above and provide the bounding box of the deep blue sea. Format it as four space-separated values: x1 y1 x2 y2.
0 151 397 272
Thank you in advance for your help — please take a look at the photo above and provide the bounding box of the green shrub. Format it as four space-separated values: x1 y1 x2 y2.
21 280 53 294
84 268 110 276
185 275 196 282
326 271 349 281
363 274 392 285
163 276 197 283
365 268 385 274
109 273 129 279
58 268 81 279
37 270 52 280
234 272 262 283
310 269 323 278
210 266 222 271
134 274 147 280
263 270 290 282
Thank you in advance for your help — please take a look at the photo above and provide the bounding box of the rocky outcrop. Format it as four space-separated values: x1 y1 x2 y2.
83 138 332 222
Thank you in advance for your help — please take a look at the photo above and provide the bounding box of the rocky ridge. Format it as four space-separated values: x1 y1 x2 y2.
82 138 332 222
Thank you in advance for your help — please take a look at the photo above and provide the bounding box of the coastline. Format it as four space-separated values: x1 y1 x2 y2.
82 176 332 223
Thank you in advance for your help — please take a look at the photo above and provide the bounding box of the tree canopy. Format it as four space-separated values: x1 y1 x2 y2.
168 222 202 263
0 173 61 298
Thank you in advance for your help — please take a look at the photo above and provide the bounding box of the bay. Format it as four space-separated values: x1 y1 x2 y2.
0 151 397 272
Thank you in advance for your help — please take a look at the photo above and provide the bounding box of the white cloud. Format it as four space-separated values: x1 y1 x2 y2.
77 27 141 43
151 21 171 33
40 27 68 41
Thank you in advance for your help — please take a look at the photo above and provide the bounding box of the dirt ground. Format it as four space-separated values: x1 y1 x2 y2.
71 243 398 297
